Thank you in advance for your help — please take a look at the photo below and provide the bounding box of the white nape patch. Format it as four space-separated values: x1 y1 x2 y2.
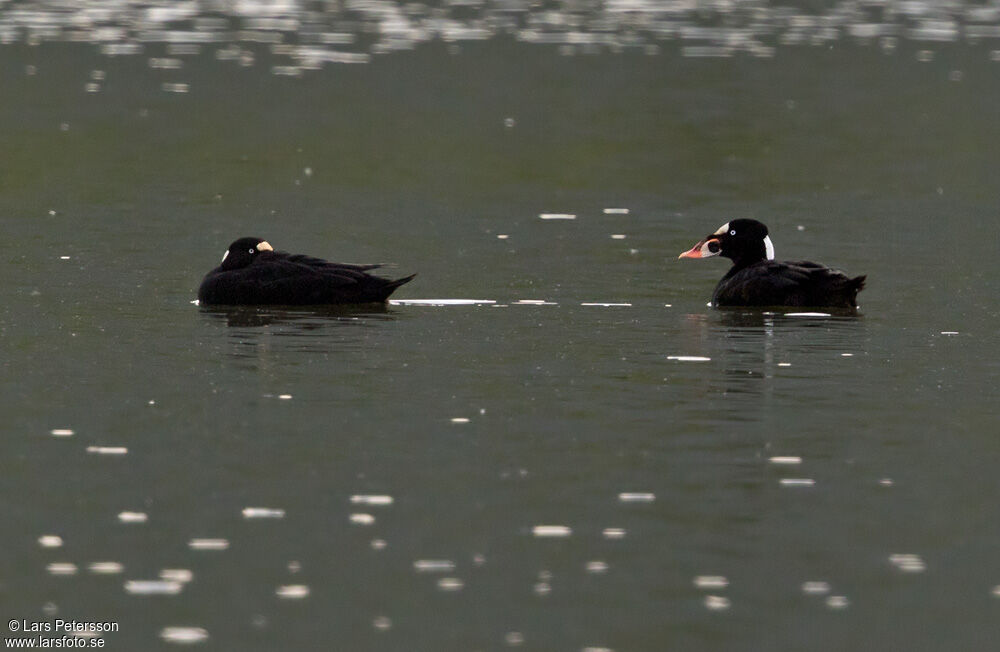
220 249 229 264
763 235 775 260
713 222 730 235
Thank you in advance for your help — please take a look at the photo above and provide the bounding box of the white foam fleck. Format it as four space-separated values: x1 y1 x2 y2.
582 648 615 652
437 577 464 591
826 595 850 609
879 478 894 487
704 595 731 611
350 494 393 506
372 616 392 631
242 507 285 519
370 538 388 550
505 631 525 646
538 213 576 220
618 492 655 503
780 478 815 487
514 299 557 305
89 562 124 575
533 581 551 596
586 561 608 574
278 394 292 400
276 584 310 599
350 513 375 525
802 581 831 595
497 234 509 239
389 299 496 306
162 82 190 93
841 353 854 357
940 331 959 335
47 562 78 576
160 569 193 583
667 356 711 362
991 585 1000 597
50 429 75 437
450 417 470 424
610 234 627 239
769 456 802 465
581 302 631 307
160 627 208 644
602 528 626 539
777 362 792 367
38 535 63 548
87 446 128 455
188 538 229 550
785 312 831 317
125 580 182 595
603 208 630 214
59 255 71 260
118 511 148 523
889 553 926 573
694 575 728 589
532 525 572 538
414 560 455 572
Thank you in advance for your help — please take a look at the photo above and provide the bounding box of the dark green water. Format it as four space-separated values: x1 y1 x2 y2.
2 3 1000 650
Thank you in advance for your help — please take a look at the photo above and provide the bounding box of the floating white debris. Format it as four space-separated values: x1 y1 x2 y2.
585 561 608 574
287 561 301 573
38 535 63 548
694 575 728 589
505 631 525 646
618 492 655 503
797 225 806 231
162 82 189 93
667 356 711 362
826 595 850 609
50 429 75 437
879 478 894 487
413 560 455 573
663 304 672 308
582 648 615 652
389 299 496 306
769 456 802 465
350 513 375 525
188 538 229 550
504 117 516 128
47 562 78 576
889 553 926 573
779 478 815 487
89 562 124 575
450 417 470 424
992 585 1000 597
370 539 387 550
802 581 832 595
533 581 551 596
118 511 148 523
785 312 831 318
372 616 392 631
532 525 572 538
160 569 193 583
160 627 208 644
610 234 627 240
437 577 464 591
242 507 285 519
350 495 393 506
125 580 182 595
940 331 959 335
496 234 509 239
704 595 731 611
87 446 128 455
841 353 854 357
278 394 292 400
276 585 310 599
60 255 71 260
603 208 630 214
514 299 557 305
581 302 632 307
538 213 576 220
777 362 792 367
602 528 626 539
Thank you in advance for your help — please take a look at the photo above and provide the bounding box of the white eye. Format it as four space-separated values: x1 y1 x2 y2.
729 230 736 236
248 248 255 254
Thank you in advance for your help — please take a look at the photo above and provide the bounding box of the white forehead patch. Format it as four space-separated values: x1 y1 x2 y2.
713 222 730 236
764 235 775 260
220 250 229 263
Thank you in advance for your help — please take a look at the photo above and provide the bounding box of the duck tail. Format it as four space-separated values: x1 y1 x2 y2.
378 273 417 301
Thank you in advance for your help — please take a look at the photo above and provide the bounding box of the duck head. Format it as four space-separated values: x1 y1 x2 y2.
678 219 774 267
219 237 273 270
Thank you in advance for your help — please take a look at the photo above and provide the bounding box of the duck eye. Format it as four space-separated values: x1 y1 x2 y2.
248 248 255 254
729 230 736 236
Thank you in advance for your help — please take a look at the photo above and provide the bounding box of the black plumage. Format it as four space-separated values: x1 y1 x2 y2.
198 237 415 305
678 219 865 308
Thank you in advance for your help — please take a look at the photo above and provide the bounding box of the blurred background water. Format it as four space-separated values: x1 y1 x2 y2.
2 1 999 650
